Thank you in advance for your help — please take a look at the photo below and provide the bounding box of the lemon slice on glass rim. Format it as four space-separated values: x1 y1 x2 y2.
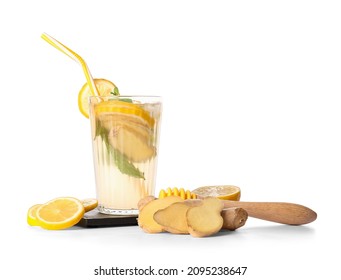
78 78 118 118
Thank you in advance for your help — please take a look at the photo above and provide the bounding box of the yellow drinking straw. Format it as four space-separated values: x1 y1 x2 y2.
41 33 99 96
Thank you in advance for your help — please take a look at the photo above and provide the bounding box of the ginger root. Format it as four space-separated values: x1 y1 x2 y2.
221 207 248 231
138 196 248 237
137 196 183 233
137 195 156 211
186 197 224 237
155 201 248 234
154 200 203 234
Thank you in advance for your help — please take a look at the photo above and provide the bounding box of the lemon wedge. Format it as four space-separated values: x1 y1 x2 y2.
78 78 117 118
35 197 85 230
192 185 241 201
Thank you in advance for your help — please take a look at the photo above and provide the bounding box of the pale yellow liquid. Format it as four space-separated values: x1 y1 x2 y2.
90 101 161 215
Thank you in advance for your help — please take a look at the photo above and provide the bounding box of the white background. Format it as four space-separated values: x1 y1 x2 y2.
0 0 340 279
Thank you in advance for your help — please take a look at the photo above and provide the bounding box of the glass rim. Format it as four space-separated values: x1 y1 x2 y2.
89 95 162 99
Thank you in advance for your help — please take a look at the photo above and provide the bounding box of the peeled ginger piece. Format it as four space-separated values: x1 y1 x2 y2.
154 200 203 234
186 197 224 237
138 196 183 233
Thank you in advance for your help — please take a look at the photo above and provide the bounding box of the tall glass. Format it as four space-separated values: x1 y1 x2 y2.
89 96 162 215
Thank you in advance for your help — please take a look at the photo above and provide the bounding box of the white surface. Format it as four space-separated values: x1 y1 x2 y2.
0 0 339 279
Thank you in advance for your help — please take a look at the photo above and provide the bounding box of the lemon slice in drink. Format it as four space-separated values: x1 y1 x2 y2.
94 100 155 127
78 78 118 118
27 204 42 226
36 197 85 230
192 185 241 201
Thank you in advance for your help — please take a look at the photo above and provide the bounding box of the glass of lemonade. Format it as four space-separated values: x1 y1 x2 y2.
89 96 162 215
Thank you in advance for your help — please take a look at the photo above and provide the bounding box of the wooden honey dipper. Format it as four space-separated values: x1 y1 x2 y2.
221 200 317 225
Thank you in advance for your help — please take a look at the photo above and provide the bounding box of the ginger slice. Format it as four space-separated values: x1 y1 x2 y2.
138 196 183 233
221 207 248 231
154 200 203 234
108 126 155 162
186 197 224 237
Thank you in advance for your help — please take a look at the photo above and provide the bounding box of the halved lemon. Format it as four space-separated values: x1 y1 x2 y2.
27 204 42 226
192 185 241 201
36 197 85 230
81 198 98 212
78 78 117 118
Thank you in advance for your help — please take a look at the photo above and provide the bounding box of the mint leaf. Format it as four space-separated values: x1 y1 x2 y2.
109 87 133 103
110 87 120 96
95 119 107 140
111 148 145 179
118 98 133 103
